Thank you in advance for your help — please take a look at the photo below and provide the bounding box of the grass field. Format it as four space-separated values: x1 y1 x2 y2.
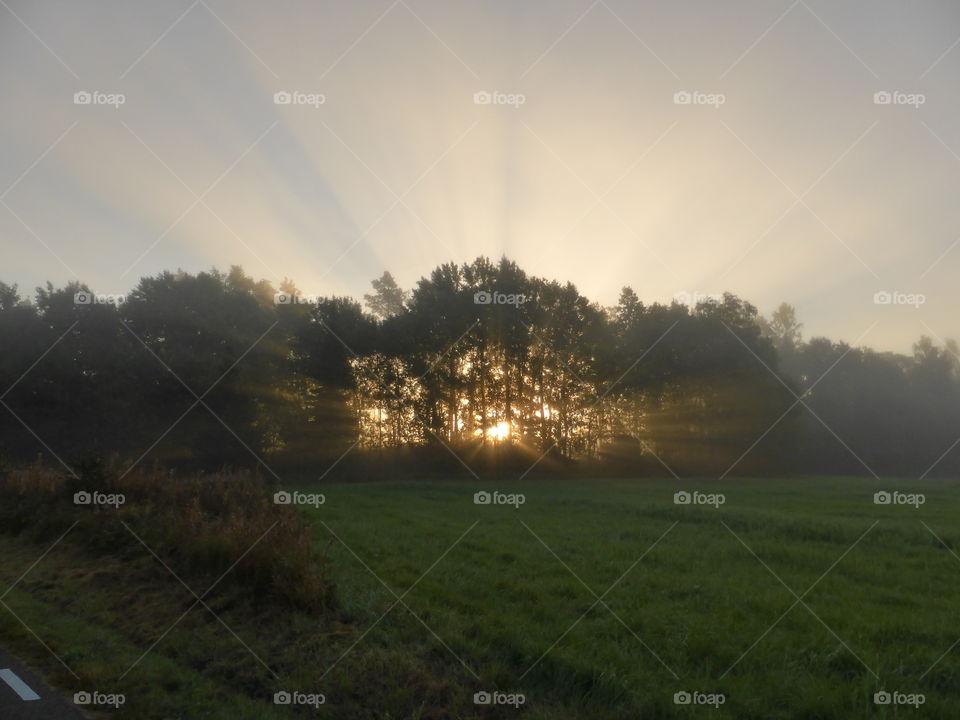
2 475 960 718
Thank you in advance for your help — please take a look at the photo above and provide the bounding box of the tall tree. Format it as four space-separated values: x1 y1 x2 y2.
363 271 408 320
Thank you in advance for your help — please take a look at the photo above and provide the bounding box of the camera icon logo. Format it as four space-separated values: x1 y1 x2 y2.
673 491 691 505
473 691 492 705
474 291 492 305
673 691 692 705
473 91 492 105
874 91 892 105
74 291 93 305
673 91 692 105
74 91 92 105
74 490 92 505
873 291 892 305
274 292 293 305
74 691 92 704
274 91 292 105
474 491 491 505
874 691 891 705
874 491 891 505
274 491 292 505
274 691 292 704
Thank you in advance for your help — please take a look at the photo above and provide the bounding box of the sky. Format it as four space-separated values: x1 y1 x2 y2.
1 0 959 353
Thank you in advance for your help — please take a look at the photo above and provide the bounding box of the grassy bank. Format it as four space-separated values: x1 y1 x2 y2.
2 474 959 717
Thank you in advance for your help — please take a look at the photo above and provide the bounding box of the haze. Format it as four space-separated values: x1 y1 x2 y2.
2 0 959 352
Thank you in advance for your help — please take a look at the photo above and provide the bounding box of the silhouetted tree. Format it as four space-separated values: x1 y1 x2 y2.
363 271 408 320
2 262 958 478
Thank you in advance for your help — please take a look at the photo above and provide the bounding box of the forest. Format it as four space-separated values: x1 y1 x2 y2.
1 257 957 479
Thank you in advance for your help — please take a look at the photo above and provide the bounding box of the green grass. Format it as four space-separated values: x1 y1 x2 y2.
3 476 960 718
306 476 960 719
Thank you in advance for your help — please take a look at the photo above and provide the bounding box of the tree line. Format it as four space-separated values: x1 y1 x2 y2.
0 258 956 478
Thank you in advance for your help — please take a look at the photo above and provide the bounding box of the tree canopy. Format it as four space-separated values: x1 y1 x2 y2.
0 261 957 479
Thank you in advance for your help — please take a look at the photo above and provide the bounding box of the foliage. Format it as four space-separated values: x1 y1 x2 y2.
0 262 958 477
0 459 335 611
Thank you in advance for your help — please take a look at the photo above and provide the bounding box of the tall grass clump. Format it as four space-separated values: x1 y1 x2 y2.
0 458 335 612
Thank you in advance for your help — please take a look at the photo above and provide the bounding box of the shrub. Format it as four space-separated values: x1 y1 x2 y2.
0 458 335 612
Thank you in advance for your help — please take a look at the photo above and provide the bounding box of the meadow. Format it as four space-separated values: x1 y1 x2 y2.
2 475 959 718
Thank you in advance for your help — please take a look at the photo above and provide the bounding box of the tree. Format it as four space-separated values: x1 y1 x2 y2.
761 302 803 357
363 271 408 320
0 282 21 311
3 261 959 478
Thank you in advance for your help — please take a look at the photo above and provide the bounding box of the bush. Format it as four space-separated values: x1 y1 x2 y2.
0 458 335 612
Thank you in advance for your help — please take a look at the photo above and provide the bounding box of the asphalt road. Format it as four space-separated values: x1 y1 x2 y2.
0 649 84 720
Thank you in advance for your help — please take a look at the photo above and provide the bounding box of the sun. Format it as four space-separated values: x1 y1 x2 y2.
486 421 511 441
